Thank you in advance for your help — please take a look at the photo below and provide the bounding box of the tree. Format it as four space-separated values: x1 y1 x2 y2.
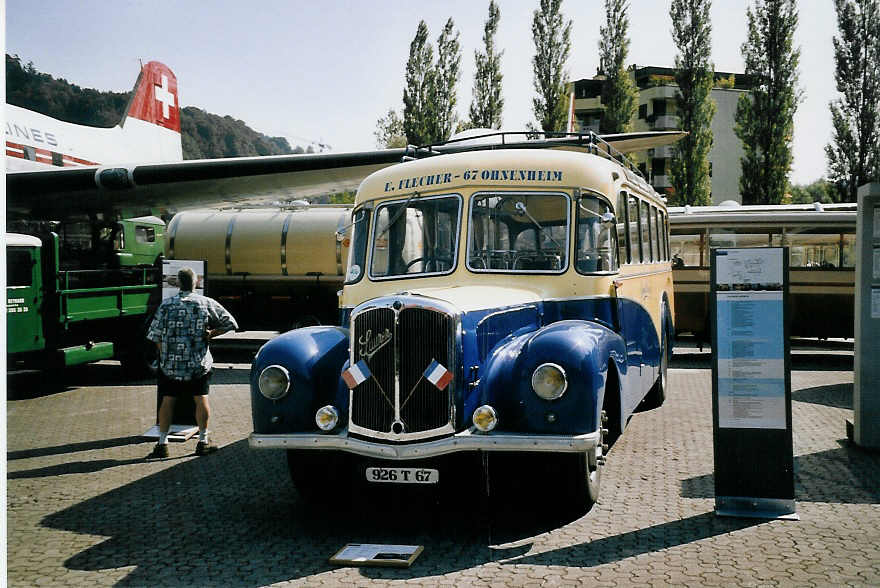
598 0 638 133
374 108 407 148
431 18 462 142
403 21 435 145
788 178 834 204
531 0 571 132
668 0 717 206
825 0 880 202
734 0 802 204
469 1 504 129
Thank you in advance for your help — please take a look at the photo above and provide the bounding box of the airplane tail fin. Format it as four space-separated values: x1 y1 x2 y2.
122 61 180 133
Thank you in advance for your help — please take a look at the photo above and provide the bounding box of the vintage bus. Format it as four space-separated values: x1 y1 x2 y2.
248 132 675 513
669 202 857 341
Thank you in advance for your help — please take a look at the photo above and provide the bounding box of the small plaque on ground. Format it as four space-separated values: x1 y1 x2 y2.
329 543 423 568
142 424 199 441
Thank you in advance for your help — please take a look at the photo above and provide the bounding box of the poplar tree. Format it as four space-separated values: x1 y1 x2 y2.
431 18 462 142
669 0 717 206
374 108 407 148
403 21 435 145
531 0 571 133
469 1 504 129
598 0 638 134
825 0 880 202
734 0 801 204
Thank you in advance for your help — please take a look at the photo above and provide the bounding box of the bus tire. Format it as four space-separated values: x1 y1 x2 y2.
559 442 602 517
642 329 668 410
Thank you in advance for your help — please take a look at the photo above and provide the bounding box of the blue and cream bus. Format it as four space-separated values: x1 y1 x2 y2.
248 132 675 513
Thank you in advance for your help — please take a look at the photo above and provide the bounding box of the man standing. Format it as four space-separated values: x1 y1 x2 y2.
146 267 237 458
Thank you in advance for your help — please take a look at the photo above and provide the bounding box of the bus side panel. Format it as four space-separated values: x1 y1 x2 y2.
7 246 45 354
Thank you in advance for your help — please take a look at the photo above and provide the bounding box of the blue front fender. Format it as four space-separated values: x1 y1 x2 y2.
473 320 626 435
251 326 350 434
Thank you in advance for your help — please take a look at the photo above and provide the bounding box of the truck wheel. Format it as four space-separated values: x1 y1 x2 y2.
286 450 348 503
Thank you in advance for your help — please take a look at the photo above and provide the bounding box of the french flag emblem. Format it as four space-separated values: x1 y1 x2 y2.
423 359 452 390
342 360 371 389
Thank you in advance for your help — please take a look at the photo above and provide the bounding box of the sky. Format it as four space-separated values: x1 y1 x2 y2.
6 0 837 185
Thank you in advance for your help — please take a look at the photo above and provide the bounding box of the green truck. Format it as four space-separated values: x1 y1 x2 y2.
6 216 165 374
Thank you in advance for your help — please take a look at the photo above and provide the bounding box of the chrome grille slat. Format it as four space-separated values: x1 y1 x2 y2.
350 303 454 438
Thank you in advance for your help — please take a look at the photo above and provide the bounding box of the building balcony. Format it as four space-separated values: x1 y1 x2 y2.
648 145 676 159
651 115 680 130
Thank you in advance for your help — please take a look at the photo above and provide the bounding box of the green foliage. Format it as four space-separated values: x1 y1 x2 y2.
469 1 504 129
326 191 356 204
403 21 435 145
668 0 716 206
734 0 802 204
374 108 407 148
788 178 835 204
531 0 571 132
6 55 294 159
598 0 638 134
825 0 880 203
715 74 736 89
431 18 462 142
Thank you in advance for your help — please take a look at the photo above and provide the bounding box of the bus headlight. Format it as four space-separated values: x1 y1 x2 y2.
315 405 339 431
472 405 498 432
531 363 568 400
258 365 290 400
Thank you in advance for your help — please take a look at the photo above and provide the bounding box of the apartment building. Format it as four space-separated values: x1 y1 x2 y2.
571 66 754 204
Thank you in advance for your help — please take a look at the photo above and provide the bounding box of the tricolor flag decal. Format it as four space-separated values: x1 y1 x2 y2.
423 359 452 390
342 360 372 389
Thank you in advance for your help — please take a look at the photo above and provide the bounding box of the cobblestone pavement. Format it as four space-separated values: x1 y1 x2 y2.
6 346 880 587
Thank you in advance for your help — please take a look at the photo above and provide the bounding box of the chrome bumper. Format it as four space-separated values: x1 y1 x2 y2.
249 427 599 460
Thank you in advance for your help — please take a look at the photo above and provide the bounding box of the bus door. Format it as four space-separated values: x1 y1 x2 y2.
7 245 45 354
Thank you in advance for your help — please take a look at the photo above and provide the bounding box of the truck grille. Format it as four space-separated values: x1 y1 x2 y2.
351 305 454 438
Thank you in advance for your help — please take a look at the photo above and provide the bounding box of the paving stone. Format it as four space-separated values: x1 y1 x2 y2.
7 351 879 586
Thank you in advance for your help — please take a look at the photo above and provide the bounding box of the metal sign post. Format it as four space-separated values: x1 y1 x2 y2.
710 247 797 520
851 183 880 448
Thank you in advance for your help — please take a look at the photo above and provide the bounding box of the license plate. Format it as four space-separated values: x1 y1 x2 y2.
365 467 439 484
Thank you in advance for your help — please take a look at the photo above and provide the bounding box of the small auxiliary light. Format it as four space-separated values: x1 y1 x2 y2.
472 405 498 432
315 405 339 431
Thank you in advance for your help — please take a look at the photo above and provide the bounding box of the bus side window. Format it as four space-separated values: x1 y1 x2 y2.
617 192 630 264
640 200 652 262
652 207 662 262
628 196 642 262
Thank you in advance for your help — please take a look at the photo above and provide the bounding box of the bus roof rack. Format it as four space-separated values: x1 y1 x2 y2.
402 130 648 182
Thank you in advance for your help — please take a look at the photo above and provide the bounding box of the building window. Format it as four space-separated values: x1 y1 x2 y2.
652 99 667 117
651 158 665 177
638 104 647 119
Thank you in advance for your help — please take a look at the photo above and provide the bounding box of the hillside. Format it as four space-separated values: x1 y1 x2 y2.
5 55 299 159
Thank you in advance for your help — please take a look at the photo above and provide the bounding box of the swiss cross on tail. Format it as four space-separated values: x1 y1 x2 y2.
423 360 452 391
126 61 180 132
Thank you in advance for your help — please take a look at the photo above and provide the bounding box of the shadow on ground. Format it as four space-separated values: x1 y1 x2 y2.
792 382 853 409
681 441 880 504
36 438 760 586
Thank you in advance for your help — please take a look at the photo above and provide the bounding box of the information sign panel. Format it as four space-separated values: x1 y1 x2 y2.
711 247 797 520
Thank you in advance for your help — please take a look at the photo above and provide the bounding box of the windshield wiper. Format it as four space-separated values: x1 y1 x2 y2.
515 201 563 250
377 191 421 239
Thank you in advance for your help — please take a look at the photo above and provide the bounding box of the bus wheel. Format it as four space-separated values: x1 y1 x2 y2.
642 332 668 410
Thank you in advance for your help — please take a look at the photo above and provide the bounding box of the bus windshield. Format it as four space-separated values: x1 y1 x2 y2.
369 194 461 279
467 192 569 273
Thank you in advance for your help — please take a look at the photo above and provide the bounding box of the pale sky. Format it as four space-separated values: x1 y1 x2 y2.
6 0 836 185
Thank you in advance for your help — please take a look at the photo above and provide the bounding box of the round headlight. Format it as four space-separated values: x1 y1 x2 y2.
258 365 290 400
315 405 339 431
531 363 567 400
472 404 498 432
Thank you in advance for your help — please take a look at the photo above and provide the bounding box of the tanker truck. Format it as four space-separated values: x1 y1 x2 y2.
165 204 351 330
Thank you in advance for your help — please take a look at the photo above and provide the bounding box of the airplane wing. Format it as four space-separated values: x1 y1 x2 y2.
6 131 684 218
7 148 407 217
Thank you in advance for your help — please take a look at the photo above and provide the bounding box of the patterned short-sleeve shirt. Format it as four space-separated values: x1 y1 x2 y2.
147 291 238 380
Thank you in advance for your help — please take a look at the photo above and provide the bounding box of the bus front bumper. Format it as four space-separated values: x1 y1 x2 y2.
248 428 599 460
